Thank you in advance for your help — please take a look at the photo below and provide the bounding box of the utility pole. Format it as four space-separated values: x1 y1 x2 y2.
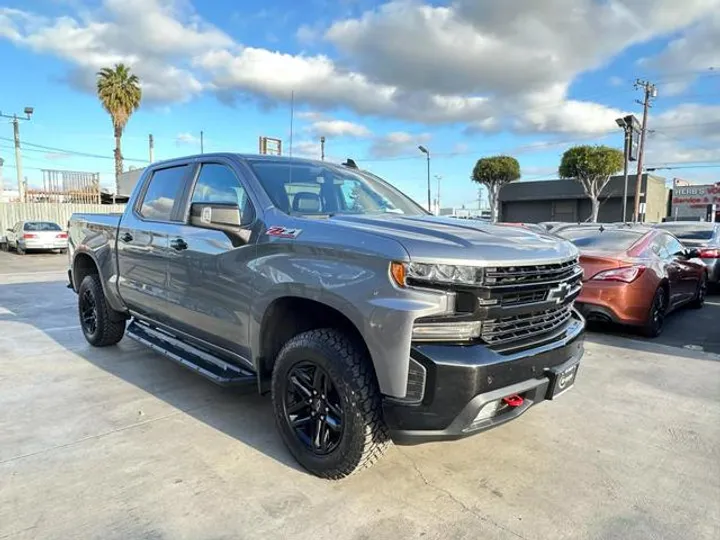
633 80 657 222
320 136 326 161
418 145 431 211
0 107 33 203
149 134 154 163
200 130 204 154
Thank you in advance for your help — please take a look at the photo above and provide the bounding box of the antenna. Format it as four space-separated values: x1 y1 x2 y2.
289 90 295 158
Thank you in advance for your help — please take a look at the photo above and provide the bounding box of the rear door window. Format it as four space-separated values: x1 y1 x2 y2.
138 166 188 221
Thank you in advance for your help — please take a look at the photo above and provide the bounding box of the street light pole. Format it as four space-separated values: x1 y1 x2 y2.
434 174 443 215
1 107 33 203
615 117 631 222
418 145 431 212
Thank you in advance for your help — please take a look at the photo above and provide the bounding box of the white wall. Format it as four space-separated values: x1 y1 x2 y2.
0 203 126 239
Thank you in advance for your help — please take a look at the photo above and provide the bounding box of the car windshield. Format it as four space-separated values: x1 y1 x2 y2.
559 228 644 250
658 227 714 241
249 161 427 217
23 222 61 231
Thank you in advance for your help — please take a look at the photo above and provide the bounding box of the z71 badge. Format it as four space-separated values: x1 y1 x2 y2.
266 226 302 239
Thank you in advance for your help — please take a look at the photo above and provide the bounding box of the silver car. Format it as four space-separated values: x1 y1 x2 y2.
5 221 69 255
655 222 720 284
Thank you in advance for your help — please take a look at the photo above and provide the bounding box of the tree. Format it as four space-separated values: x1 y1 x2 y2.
559 145 624 223
96 64 142 194
471 156 521 222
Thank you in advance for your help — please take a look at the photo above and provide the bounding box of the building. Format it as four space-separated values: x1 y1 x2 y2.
499 174 668 224
668 180 719 222
117 167 146 197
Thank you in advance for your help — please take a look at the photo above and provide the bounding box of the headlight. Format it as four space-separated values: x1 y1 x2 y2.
407 262 484 286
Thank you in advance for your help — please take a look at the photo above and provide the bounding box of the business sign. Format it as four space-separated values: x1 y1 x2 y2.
623 115 641 162
672 183 720 218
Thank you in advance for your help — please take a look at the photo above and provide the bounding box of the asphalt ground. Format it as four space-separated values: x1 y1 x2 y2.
1 250 719 540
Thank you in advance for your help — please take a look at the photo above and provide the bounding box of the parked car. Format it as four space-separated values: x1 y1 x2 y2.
654 222 720 285
557 225 707 337
4 221 68 254
68 153 585 479
498 222 547 234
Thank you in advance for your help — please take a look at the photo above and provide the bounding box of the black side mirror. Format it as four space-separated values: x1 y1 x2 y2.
686 248 701 259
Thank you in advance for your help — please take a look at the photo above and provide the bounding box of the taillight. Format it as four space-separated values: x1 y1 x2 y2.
22 233 37 239
56 233 68 239
699 248 720 258
591 265 646 283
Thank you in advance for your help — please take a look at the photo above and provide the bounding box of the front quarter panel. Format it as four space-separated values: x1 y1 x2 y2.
249 212 450 398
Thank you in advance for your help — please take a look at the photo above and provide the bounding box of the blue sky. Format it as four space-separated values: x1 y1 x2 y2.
0 0 718 209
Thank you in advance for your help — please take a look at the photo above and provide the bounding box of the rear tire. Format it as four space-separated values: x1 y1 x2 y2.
78 274 126 347
689 274 707 309
271 329 389 479
642 286 667 338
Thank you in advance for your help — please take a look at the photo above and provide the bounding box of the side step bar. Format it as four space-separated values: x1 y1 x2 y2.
126 319 256 387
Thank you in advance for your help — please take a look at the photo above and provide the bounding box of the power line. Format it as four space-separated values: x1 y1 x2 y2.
0 136 149 163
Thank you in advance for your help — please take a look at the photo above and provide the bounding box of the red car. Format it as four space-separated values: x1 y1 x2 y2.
558 225 708 337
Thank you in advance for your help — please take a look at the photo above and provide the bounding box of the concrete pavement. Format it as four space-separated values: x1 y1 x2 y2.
1 251 719 539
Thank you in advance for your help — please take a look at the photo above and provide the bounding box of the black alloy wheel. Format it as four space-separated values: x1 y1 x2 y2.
80 288 98 336
690 273 707 309
644 287 666 338
283 362 344 455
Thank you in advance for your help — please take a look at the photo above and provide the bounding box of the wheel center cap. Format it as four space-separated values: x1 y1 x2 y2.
311 399 323 413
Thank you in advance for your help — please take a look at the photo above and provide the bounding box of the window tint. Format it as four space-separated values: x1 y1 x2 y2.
139 166 187 221
559 228 644 250
249 161 426 216
24 222 61 231
190 164 254 223
663 235 686 257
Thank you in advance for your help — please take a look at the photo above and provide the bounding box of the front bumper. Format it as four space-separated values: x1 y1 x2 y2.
384 311 585 445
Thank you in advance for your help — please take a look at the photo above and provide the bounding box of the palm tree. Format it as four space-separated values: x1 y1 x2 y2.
96 64 142 194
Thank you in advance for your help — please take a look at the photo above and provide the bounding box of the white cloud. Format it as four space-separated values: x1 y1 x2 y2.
291 140 322 159
368 132 431 158
175 132 201 146
640 13 720 95
0 0 228 103
608 76 625 87
307 119 371 138
1 0 718 137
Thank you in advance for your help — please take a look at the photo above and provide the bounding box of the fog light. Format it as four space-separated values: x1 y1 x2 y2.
411 321 482 342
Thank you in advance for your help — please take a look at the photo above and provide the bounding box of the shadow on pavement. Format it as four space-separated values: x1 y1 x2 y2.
0 279 305 474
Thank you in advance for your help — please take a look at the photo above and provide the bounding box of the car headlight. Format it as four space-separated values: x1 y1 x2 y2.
407 262 484 286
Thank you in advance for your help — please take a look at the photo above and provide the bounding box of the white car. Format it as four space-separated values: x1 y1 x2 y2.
5 221 68 255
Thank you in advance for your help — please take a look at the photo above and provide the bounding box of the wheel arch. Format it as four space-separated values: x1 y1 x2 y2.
255 296 375 390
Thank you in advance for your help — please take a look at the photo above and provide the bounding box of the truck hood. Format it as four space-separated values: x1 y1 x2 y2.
327 214 578 265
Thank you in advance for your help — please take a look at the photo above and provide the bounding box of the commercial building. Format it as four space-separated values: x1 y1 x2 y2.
668 180 719 222
499 174 668 224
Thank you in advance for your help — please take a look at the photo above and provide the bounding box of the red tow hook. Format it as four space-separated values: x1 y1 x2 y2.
502 394 524 407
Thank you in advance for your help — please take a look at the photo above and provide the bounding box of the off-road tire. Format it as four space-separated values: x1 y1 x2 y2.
689 273 707 309
78 274 126 347
271 329 389 479
642 286 667 338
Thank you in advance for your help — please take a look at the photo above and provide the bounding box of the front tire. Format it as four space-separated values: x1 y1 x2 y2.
16 243 25 255
78 274 126 347
271 329 389 479
642 286 667 338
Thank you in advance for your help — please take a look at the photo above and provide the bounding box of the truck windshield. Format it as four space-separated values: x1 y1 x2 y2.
249 161 427 217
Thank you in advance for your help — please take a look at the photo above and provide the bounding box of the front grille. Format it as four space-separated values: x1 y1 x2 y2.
485 258 579 287
501 289 547 306
481 304 573 346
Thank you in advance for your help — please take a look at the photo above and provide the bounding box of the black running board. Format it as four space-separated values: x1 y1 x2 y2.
126 320 256 387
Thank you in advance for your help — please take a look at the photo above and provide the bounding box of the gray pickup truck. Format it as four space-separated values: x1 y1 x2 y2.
68 153 585 479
